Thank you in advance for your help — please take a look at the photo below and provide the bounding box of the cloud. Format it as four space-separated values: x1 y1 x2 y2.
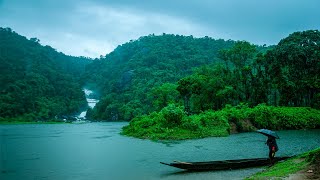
1 0 222 57
41 32 117 58
56 3 223 57
1 0 319 58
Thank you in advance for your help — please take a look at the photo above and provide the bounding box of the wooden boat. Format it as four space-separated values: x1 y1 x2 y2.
160 156 291 171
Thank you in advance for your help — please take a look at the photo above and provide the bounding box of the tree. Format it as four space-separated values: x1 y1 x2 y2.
149 83 180 112
266 30 320 108
219 41 257 103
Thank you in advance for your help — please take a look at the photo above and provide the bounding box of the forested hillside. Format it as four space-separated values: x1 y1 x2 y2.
176 30 320 114
83 34 243 121
2 27 318 126
122 30 320 139
0 27 91 122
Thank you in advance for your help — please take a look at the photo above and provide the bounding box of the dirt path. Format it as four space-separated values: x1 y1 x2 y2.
285 163 320 180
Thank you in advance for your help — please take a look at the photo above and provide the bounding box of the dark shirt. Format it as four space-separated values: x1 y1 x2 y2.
266 138 278 152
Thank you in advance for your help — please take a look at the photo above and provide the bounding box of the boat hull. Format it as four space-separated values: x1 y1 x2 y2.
160 156 291 171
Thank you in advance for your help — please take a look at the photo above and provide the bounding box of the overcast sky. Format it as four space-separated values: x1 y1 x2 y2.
0 0 319 58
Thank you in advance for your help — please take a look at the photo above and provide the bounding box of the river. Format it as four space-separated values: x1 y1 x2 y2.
1 123 319 180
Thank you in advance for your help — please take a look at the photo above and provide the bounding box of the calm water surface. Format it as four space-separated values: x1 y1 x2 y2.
1 123 319 180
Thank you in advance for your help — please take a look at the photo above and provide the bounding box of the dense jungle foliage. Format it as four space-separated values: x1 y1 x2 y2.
122 103 320 140
86 30 320 123
121 30 320 139
0 27 91 122
1 27 319 131
84 34 243 121
177 30 320 114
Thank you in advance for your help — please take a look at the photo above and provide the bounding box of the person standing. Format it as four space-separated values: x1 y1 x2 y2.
266 136 278 165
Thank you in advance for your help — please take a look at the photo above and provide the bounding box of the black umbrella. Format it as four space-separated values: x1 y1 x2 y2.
257 129 279 139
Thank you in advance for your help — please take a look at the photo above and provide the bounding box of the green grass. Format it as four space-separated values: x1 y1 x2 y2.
247 158 308 179
246 148 320 179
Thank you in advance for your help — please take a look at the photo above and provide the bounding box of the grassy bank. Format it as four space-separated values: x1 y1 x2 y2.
121 104 320 140
246 148 320 179
0 117 67 124
0 121 66 125
121 104 230 140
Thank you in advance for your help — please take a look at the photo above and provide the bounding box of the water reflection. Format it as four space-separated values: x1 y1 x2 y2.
92 135 112 139
156 140 182 147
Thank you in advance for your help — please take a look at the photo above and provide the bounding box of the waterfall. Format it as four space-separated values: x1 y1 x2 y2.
77 88 99 120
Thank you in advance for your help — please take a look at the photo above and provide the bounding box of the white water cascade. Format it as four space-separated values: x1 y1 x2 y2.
77 89 99 120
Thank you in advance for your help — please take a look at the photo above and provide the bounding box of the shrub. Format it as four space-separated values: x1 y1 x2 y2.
181 116 202 131
122 103 320 140
160 104 186 127
250 105 320 130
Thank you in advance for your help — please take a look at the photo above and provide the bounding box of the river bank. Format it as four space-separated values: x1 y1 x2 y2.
0 120 66 125
0 88 99 125
246 147 320 179
0 119 92 125
122 104 320 140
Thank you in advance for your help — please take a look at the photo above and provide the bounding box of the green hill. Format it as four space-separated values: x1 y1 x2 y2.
0 27 91 122
121 30 320 140
83 34 240 121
